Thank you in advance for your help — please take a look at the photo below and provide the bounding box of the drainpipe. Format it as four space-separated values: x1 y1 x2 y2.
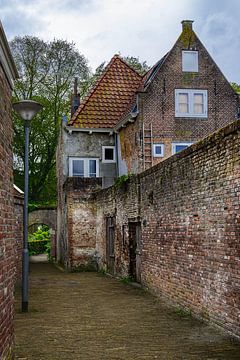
115 132 119 177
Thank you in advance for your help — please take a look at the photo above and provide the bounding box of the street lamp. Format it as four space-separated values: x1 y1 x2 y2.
13 100 43 312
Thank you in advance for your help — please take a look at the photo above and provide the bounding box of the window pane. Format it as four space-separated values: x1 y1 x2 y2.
179 93 188 103
175 145 189 153
182 51 198 72
104 148 114 160
89 160 96 177
72 160 84 176
155 145 162 155
179 93 189 113
194 94 204 114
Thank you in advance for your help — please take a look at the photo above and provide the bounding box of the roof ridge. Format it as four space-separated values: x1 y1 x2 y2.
70 55 144 125
114 55 145 79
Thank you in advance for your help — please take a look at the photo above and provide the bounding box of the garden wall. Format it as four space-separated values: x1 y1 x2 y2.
94 119 240 338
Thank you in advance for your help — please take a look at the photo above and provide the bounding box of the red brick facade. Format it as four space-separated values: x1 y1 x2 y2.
119 21 239 173
65 120 240 338
0 24 18 359
14 190 24 283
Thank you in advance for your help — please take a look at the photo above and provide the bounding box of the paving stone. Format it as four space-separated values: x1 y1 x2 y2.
14 263 240 359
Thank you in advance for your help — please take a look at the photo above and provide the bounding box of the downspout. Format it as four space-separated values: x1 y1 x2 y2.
115 132 119 177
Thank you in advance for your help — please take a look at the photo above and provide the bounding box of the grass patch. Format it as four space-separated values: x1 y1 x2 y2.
175 306 192 318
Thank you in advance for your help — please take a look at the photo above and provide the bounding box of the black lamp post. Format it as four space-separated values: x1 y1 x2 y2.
13 100 43 312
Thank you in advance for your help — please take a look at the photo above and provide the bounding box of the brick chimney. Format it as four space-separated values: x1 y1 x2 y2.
181 20 194 31
71 77 80 116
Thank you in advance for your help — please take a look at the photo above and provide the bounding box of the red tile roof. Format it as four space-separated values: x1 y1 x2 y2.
69 55 143 129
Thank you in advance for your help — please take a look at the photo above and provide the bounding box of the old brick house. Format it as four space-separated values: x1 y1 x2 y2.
57 19 239 267
0 21 18 360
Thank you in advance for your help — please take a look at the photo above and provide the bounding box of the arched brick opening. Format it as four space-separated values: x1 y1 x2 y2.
29 208 57 258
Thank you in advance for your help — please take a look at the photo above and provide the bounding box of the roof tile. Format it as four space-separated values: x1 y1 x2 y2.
69 55 143 129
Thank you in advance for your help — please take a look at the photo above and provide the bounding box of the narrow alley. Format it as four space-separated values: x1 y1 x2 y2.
14 263 240 360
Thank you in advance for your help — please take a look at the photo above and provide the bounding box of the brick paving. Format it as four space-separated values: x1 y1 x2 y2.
14 262 240 359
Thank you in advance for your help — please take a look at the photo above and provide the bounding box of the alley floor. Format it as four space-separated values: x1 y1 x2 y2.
14 262 240 360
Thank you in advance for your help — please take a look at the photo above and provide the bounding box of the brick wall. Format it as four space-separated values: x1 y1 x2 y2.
67 119 240 338
14 192 24 283
119 23 239 173
0 64 15 359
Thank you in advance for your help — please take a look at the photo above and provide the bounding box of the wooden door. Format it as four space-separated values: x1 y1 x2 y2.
106 217 115 274
128 222 141 282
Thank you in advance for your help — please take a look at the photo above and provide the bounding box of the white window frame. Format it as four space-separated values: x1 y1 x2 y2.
172 142 193 155
152 143 164 157
175 89 207 118
102 146 116 163
182 51 198 72
69 157 99 177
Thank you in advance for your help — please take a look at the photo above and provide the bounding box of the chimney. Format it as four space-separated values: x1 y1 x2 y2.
181 20 194 32
71 77 80 116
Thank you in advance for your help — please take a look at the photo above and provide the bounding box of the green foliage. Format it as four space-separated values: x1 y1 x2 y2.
11 36 90 202
114 174 132 188
231 82 240 94
121 55 151 75
175 306 192 318
87 55 150 91
120 275 134 284
28 225 51 256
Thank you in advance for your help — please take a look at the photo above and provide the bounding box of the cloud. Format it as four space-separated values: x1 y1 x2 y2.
1 0 240 82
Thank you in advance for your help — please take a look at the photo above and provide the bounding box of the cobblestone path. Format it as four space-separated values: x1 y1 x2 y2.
14 262 240 359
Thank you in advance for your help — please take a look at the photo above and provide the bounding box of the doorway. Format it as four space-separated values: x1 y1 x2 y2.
128 221 141 282
106 216 115 274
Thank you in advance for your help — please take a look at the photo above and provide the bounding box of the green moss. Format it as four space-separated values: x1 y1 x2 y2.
175 306 192 318
179 27 196 48
175 130 193 139
71 261 97 272
182 72 198 85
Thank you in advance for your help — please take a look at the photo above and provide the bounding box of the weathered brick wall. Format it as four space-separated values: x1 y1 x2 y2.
14 193 24 283
94 120 240 338
64 178 101 270
0 65 15 359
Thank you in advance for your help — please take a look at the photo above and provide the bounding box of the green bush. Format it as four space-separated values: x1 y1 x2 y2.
28 225 51 256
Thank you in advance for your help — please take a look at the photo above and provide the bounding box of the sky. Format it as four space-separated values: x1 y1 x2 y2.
1 0 240 83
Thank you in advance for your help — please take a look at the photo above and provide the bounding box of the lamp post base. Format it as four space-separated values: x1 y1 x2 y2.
22 301 28 312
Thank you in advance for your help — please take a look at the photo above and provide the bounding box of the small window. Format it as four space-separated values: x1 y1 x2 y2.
182 51 198 72
102 146 116 163
69 158 99 177
172 143 193 155
175 89 207 118
153 144 164 157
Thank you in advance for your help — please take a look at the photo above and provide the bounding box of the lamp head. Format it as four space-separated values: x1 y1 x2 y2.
13 100 43 122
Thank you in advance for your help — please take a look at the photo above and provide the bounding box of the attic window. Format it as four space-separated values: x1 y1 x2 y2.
182 51 198 72
102 146 116 163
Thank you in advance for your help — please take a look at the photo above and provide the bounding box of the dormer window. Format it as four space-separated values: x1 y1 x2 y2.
182 51 198 72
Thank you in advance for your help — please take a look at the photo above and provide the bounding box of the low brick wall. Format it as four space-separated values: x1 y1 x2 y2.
95 120 240 338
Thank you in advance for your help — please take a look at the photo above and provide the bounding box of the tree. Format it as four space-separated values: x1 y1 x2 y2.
11 36 90 203
86 55 150 92
231 82 240 94
122 55 150 75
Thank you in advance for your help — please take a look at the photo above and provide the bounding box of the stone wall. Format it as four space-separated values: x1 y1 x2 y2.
63 119 240 338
